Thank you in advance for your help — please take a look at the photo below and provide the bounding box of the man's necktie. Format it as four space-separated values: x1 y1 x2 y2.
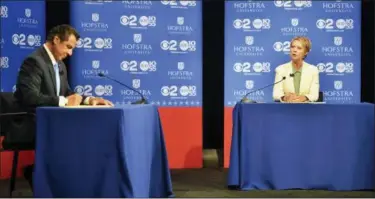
53 63 60 96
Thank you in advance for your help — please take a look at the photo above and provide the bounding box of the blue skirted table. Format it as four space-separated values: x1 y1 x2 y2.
228 103 374 191
34 105 173 197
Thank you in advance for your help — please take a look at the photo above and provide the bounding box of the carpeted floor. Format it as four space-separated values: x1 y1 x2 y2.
0 168 374 198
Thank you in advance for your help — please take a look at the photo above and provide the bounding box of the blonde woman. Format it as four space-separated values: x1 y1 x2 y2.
272 36 320 102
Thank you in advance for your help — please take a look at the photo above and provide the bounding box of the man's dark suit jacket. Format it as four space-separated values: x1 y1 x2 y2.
14 46 86 111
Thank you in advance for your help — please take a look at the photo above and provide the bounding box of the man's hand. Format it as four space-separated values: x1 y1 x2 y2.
66 94 83 106
89 97 114 106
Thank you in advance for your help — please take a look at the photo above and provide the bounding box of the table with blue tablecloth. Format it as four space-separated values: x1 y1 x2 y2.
228 103 374 191
33 104 173 198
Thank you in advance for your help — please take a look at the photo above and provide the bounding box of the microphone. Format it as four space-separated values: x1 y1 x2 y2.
240 73 295 103
98 73 148 104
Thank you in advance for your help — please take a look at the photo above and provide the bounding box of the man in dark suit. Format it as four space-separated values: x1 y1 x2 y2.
14 24 113 109
13 24 113 190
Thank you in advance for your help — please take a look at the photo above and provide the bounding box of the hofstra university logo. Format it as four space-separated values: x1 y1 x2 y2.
168 61 193 80
81 13 109 32
234 36 264 57
323 80 354 103
233 1 266 13
82 60 109 79
321 36 353 57
122 0 153 9
122 33 152 55
17 8 38 28
167 16 194 35
121 79 151 101
231 80 265 104
280 18 308 36
322 0 355 13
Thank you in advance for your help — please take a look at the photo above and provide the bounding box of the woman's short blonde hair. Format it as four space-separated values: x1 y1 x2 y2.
291 36 312 53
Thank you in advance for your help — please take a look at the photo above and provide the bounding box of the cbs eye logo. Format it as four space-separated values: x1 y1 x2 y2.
273 41 290 52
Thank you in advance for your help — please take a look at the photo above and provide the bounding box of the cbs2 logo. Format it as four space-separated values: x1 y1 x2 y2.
161 85 196 97
161 0 196 6
160 40 196 51
76 37 112 49
273 41 290 52
12 34 41 46
120 61 157 72
233 19 270 29
233 62 271 73
317 62 353 73
274 0 311 7
74 85 113 96
120 15 156 26
316 19 354 29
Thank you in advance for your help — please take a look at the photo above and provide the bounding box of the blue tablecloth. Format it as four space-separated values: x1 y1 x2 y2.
34 104 173 198
228 103 374 191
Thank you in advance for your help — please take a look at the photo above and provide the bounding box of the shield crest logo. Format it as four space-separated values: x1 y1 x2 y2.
334 36 342 46
334 81 343 90
245 36 254 45
133 34 142 43
92 13 99 22
177 17 184 25
132 79 141 89
291 18 299 26
245 80 254 90
177 62 185 70
92 60 100 69
25 8 31 18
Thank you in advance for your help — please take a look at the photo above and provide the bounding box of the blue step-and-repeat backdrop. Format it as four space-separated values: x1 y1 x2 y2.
70 0 202 107
225 0 361 105
0 1 45 92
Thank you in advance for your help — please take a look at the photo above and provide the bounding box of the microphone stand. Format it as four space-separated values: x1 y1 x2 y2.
240 76 289 104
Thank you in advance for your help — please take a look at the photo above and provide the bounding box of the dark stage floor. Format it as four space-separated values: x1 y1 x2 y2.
0 168 374 198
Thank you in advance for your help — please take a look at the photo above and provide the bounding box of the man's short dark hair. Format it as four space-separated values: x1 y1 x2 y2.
46 24 80 42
